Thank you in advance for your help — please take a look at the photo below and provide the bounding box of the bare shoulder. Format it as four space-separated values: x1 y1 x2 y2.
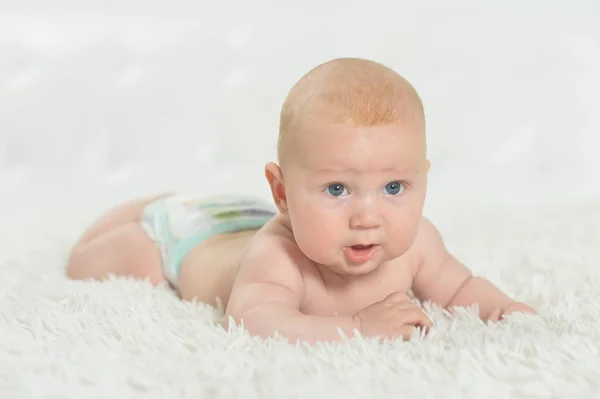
236 225 306 288
225 217 309 316
407 216 449 276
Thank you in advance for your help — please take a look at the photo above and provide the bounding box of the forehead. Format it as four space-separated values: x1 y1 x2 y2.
298 122 425 172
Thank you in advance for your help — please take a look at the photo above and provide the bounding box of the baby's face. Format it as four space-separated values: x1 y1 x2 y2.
284 121 429 276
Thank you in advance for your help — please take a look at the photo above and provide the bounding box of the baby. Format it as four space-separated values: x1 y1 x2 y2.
67 58 536 343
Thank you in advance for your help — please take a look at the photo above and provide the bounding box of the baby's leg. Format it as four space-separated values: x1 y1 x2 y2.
67 193 172 285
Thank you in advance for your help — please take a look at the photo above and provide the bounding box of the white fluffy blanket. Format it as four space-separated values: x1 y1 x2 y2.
1 190 599 398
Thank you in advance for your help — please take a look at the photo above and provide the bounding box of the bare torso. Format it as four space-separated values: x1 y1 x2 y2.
177 218 415 315
299 258 413 317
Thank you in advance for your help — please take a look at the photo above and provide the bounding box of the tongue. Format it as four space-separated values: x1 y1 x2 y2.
352 245 373 250
345 245 375 263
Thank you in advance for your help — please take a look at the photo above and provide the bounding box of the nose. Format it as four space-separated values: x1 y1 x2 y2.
349 199 382 230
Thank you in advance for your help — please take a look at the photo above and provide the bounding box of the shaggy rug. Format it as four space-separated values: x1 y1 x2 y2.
1 186 599 398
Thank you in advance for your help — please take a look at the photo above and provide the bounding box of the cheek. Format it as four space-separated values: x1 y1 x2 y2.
385 204 423 252
291 202 341 241
288 197 343 261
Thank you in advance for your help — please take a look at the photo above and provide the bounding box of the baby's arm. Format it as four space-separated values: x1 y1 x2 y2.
410 218 535 321
224 237 359 343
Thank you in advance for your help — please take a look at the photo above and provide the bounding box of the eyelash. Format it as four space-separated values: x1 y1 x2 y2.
323 181 410 196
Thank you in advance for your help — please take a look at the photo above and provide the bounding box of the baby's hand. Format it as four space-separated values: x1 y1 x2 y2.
353 292 433 340
488 301 537 322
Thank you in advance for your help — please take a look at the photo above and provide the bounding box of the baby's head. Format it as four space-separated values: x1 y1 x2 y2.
266 58 429 277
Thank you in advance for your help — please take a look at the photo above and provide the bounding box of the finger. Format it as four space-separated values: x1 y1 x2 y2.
384 291 412 304
394 300 421 311
487 307 502 322
398 307 433 328
393 324 420 341
393 302 433 327
504 303 537 316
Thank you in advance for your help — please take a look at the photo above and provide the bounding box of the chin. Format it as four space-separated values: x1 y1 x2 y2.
339 260 381 276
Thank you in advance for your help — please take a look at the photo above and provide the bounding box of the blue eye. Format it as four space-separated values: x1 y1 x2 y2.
383 181 405 195
325 183 348 197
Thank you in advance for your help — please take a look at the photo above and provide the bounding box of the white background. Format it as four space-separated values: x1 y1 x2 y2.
1 1 599 221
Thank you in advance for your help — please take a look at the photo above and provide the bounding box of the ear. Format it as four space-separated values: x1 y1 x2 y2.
265 162 288 214
422 159 431 203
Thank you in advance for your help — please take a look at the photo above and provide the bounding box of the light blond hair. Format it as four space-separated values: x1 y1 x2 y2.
278 58 425 165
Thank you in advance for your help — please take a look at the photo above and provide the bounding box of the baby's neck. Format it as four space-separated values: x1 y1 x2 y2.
314 262 382 292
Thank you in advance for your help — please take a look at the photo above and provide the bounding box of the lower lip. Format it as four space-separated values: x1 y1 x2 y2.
344 245 377 263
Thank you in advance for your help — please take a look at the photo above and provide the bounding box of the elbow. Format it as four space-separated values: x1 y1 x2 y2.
222 309 244 331
222 311 272 340
223 305 298 341
223 303 261 334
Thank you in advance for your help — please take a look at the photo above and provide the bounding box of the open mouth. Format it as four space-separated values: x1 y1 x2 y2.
344 244 377 263
351 244 374 250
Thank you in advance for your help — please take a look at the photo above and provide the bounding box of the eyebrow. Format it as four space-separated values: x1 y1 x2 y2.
313 166 422 174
